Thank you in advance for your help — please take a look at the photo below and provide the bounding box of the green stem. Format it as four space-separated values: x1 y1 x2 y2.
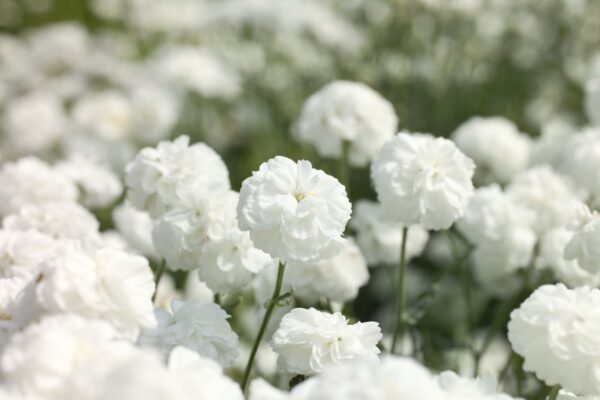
241 262 286 393
152 259 166 302
339 140 351 199
391 226 409 354
214 293 221 305
547 385 560 400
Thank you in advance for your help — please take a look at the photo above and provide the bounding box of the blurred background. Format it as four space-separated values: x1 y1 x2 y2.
1 0 599 374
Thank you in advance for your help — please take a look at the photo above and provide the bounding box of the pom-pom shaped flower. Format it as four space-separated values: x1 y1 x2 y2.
371 132 475 230
35 241 156 338
112 202 158 259
350 200 429 265
237 156 351 262
565 208 600 274
451 116 531 184
508 284 600 396
271 307 381 375
139 299 239 368
561 127 600 197
125 135 230 217
0 157 78 217
437 371 521 400
0 229 56 279
294 80 398 167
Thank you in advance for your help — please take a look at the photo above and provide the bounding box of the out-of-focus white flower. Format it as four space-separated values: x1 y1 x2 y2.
585 79 600 126
125 135 230 217
0 314 119 400
2 91 66 156
249 378 294 400
294 80 397 167
437 371 521 400
565 207 600 274
508 284 600 396
0 229 55 278
451 116 530 184
271 307 381 375
35 241 156 338
151 46 240 99
61 131 137 173
112 202 158 259
350 200 429 265
139 299 238 367
56 156 122 208
129 82 179 144
72 90 133 141
371 132 475 230
238 156 351 262
530 118 576 169
0 157 78 217
560 128 600 197
0 276 37 350
292 355 446 400
507 166 583 235
3 201 99 240
185 274 214 304
557 390 600 400
283 239 369 304
537 228 600 288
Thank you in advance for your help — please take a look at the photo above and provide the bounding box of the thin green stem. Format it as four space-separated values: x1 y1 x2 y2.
214 293 221 305
152 259 166 302
241 262 286 393
547 385 560 400
339 140 351 199
391 226 409 354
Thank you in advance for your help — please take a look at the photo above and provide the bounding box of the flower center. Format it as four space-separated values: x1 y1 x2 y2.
295 192 306 202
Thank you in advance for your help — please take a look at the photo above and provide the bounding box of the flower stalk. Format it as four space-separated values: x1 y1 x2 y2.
391 226 409 354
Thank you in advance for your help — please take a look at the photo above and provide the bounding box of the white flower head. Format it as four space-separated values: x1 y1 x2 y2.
238 156 351 262
129 82 180 144
0 229 56 279
371 132 475 230
295 80 398 167
284 239 369 304
3 201 100 240
56 156 123 208
508 284 600 396
271 307 382 375
451 116 530 184
72 90 133 141
564 207 600 275
560 127 600 197
125 135 230 217
139 299 239 368
112 202 158 259
0 157 78 217
0 276 38 350
437 371 522 400
35 241 156 338
350 200 429 265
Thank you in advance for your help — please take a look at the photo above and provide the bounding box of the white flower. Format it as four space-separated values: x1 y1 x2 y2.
557 390 600 400
72 90 133 141
371 132 475 230
0 157 78 217
139 299 239 368
0 229 56 279
294 80 398 167
238 156 351 262
283 239 369 304
560 128 600 197
508 284 600 396
585 78 600 126
530 118 576 169
129 82 179 144
292 356 446 400
451 116 530 184
2 91 66 156
537 228 600 288
271 307 382 375
350 200 429 265
125 135 230 217
250 379 295 400
565 208 600 274
3 201 100 240
507 166 583 235
437 371 521 400
35 241 156 338
112 202 158 259
151 46 241 99
56 156 123 208
0 276 37 350
0 314 119 400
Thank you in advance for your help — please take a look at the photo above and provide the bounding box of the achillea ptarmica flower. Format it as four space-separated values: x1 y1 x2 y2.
295 80 398 167
565 207 600 274
371 132 475 230
508 284 600 396
451 116 531 184
125 135 230 218
560 127 600 198
237 156 351 262
271 307 382 375
139 299 239 368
